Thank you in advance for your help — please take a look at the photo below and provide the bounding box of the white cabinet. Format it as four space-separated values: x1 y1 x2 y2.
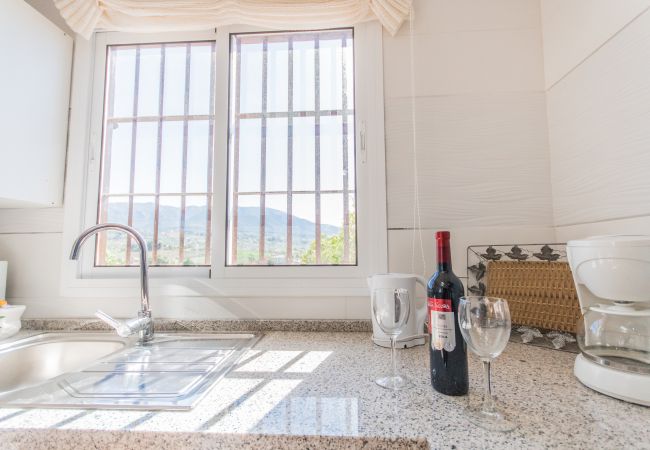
0 0 73 207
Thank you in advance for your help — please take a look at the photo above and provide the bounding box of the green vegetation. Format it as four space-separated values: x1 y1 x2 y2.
300 214 356 265
99 203 355 266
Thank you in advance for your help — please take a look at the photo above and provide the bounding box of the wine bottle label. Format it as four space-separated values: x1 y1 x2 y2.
428 297 456 352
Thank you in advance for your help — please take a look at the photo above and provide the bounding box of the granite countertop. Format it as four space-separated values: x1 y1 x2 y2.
0 327 648 449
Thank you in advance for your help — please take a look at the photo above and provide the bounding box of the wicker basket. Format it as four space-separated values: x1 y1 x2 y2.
485 260 581 333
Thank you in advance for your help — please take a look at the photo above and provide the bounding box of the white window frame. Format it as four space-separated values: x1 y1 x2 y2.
61 22 387 298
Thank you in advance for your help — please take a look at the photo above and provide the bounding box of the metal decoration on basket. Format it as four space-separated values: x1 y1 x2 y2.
467 244 581 337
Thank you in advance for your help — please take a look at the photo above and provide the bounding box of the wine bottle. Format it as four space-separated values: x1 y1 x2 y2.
427 231 468 396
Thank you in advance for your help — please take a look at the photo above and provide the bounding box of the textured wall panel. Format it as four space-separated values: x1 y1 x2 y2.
547 10 650 226
384 27 544 98
388 227 556 279
398 0 540 36
385 92 553 229
541 0 650 88
0 208 64 234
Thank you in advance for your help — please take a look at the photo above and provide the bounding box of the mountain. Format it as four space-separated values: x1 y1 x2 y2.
106 202 340 241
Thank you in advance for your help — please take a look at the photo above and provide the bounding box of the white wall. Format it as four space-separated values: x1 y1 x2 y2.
0 0 556 319
543 0 650 240
384 0 555 279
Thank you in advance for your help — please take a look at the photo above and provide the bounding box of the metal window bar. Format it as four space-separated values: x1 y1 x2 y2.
314 35 322 264
230 38 242 264
286 36 294 263
179 43 192 265
96 47 117 265
205 42 216 265
125 46 142 265
259 38 269 262
107 114 213 123
341 36 350 263
152 44 167 265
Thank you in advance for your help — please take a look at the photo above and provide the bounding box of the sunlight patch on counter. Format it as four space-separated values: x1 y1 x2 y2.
207 379 303 433
284 351 332 373
234 350 302 373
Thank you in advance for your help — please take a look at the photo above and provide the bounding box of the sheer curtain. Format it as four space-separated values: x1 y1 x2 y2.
54 0 412 39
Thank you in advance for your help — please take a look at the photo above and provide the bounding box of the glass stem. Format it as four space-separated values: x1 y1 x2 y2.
481 359 495 414
391 336 397 378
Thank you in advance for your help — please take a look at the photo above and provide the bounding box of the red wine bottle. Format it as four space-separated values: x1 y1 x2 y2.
427 231 468 396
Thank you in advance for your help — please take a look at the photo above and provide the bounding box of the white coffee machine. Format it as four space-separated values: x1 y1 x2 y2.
367 273 428 348
567 235 650 406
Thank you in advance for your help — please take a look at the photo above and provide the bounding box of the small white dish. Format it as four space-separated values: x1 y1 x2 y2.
0 305 26 340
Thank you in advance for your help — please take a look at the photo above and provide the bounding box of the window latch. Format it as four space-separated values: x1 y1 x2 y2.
360 121 367 164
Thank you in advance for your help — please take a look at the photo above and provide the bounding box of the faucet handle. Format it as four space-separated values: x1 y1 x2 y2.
95 310 133 337
95 310 149 338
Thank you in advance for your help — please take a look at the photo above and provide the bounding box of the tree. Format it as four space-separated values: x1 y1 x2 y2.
300 214 356 264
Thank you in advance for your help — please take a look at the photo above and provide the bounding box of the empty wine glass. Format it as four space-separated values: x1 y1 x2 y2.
458 296 516 432
372 288 411 390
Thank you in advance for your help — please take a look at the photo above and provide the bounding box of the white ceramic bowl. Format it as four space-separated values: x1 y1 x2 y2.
0 305 26 340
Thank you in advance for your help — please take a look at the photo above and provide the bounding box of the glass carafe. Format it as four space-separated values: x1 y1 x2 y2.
576 303 650 374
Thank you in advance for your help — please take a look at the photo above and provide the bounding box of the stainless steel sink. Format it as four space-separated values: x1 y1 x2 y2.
0 333 129 393
0 331 261 410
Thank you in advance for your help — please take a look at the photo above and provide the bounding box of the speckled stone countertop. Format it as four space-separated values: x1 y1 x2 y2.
1 326 649 449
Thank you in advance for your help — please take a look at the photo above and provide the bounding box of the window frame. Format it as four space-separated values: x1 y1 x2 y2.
61 22 387 298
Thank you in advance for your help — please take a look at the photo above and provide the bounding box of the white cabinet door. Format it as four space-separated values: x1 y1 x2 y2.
0 0 73 207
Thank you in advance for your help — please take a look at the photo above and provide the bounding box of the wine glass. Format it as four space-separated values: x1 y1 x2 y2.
458 296 516 432
372 288 411 390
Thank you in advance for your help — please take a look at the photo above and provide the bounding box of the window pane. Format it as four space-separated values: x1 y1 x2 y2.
158 196 181 266
266 118 288 191
227 29 355 266
96 196 128 266
236 194 260 264
110 47 135 117
133 122 157 193
183 195 208 265
159 121 183 193
163 44 187 116
104 122 132 194
293 40 315 112
267 41 288 112
291 193 315 263
319 38 343 111
237 118 261 192
292 117 315 191
186 120 210 193
97 41 215 267
265 194 287 264
131 196 155 265
189 43 213 115
238 41 263 114
320 193 344 264
320 115 343 191
137 46 162 116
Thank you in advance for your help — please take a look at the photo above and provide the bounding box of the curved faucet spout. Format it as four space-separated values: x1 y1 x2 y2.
70 223 153 342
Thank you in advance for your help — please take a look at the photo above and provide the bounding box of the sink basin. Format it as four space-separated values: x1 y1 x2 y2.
0 333 129 392
0 331 261 410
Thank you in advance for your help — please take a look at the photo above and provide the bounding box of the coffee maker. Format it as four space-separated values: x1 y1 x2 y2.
567 235 650 406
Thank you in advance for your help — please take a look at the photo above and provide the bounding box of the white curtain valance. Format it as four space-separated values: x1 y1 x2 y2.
54 0 412 39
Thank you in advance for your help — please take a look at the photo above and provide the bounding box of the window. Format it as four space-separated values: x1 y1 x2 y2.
96 41 216 267
226 29 356 266
67 24 386 295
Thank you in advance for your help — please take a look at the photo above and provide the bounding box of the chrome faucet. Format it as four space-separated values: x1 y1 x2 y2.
70 223 154 343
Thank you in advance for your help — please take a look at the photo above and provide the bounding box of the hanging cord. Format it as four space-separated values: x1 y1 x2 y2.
408 6 427 276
